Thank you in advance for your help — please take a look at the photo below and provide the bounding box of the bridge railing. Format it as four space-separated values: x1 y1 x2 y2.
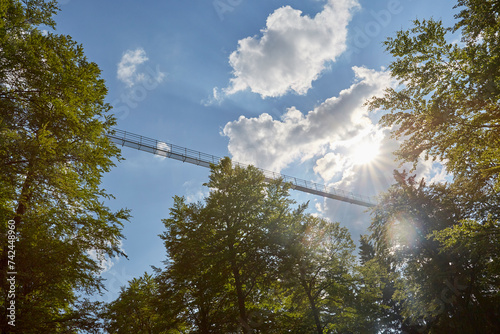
107 129 377 207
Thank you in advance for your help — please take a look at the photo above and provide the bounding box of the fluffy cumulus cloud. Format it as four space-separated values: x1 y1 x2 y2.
223 0 360 98
223 66 393 175
313 152 349 182
117 48 166 87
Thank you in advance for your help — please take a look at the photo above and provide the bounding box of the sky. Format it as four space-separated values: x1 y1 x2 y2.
51 0 458 302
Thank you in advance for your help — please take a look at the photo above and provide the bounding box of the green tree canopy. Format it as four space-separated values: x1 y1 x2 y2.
365 1 500 332
367 0 500 194
368 171 500 332
102 272 184 334
155 158 366 333
0 1 129 332
160 158 299 333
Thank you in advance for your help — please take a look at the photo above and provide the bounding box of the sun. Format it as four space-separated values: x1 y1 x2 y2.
351 140 380 165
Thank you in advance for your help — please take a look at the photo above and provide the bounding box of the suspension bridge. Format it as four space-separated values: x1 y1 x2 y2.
106 129 377 208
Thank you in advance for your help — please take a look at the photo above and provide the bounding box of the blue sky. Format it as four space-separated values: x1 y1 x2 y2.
52 0 457 302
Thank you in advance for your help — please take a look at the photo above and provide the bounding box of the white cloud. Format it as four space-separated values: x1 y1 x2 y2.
223 66 393 174
117 48 166 87
414 157 451 185
222 0 360 98
322 131 451 194
183 180 210 203
202 87 224 106
315 139 452 244
117 48 149 86
323 128 399 191
154 141 171 160
88 240 126 274
312 127 386 182
313 152 349 181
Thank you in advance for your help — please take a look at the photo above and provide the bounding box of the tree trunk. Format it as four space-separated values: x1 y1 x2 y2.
1 169 34 334
300 270 323 334
229 245 249 334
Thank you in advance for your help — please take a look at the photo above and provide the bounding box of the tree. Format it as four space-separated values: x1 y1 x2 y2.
157 158 376 333
368 0 500 333
160 158 304 333
356 235 404 333
160 197 237 333
368 171 500 332
102 272 185 334
279 215 360 334
367 0 500 194
0 1 129 332
365 1 500 331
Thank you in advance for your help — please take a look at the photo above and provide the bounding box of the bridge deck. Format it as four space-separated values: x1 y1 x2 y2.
106 129 377 208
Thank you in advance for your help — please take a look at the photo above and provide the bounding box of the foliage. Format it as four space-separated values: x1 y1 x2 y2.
159 196 237 333
7 0 498 333
356 236 405 333
0 0 129 332
369 171 500 332
280 215 359 333
155 158 365 333
367 0 500 193
365 2 500 331
102 273 185 334
160 158 291 333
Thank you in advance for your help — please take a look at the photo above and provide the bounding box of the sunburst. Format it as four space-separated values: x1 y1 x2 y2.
350 140 380 165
